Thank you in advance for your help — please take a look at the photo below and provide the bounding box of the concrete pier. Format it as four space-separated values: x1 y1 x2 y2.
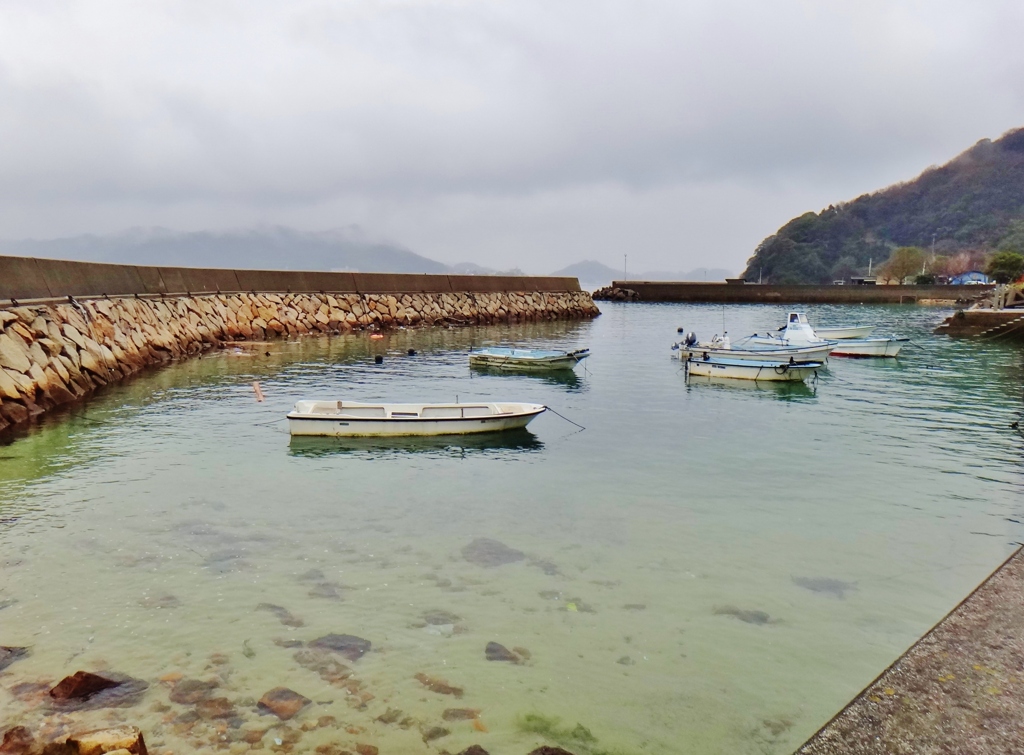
609 281 992 305
797 547 1024 754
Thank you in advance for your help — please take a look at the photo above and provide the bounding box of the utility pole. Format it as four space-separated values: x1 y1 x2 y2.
624 254 627 282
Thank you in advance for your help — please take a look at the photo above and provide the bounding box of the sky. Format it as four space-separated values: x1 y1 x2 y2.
0 0 1022 275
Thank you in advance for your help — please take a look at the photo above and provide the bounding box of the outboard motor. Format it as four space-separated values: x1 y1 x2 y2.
683 331 697 348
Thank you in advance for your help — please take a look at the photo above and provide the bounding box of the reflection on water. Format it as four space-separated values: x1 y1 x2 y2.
0 305 1023 755
469 364 585 391
288 428 545 458
684 373 819 400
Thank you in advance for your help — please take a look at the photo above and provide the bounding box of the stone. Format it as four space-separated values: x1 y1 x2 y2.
308 634 371 661
50 671 122 701
167 678 215 705
66 725 148 755
0 369 21 400
526 748 577 755
461 538 525 567
421 726 449 743
0 646 29 671
354 746 377 755
256 602 304 627
293 649 353 684
0 334 31 374
414 673 463 698
442 708 480 721
0 726 34 754
196 697 236 719
257 687 311 720
456 748 490 755
484 642 520 663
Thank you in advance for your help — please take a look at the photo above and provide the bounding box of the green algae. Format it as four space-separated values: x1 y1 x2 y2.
517 713 635 755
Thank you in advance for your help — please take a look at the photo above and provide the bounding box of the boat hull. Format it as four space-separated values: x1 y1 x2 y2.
829 338 907 357
287 401 546 437
813 325 874 339
680 344 834 363
686 358 822 382
469 348 589 372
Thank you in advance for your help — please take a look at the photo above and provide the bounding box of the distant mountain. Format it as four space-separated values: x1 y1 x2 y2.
0 226 449 274
743 126 1024 283
550 260 732 289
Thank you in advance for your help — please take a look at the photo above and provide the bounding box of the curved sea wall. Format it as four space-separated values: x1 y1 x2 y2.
0 256 599 433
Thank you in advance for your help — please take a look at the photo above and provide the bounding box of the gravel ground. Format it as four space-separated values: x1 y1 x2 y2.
798 547 1024 755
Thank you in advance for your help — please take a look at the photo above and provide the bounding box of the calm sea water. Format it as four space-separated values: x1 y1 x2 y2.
1 302 1022 755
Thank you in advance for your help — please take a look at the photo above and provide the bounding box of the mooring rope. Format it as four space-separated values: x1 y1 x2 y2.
545 405 586 431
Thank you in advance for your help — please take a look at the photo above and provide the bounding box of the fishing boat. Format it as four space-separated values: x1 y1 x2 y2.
760 312 906 358
673 332 835 363
287 400 546 437
469 347 589 372
812 324 874 340
685 355 823 382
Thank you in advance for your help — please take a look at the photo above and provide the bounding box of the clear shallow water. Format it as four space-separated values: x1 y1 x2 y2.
1 303 1023 755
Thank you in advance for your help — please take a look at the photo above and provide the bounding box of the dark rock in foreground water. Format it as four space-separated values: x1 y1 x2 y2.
67 724 148 755
0 646 29 672
258 687 311 720
1 726 34 753
792 576 857 599
442 708 481 721
461 538 525 567
414 672 463 697
527 748 578 755
309 633 371 661
50 671 122 701
256 602 305 627
484 642 520 663
456 747 491 755
713 605 772 625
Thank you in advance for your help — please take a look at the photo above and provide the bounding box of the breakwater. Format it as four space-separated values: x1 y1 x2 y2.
0 256 598 433
610 281 994 305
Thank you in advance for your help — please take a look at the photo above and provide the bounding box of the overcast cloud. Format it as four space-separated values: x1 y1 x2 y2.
0 0 1022 273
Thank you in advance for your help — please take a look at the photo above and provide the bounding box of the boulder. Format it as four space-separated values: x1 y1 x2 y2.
308 634 371 662
0 334 31 374
0 725 34 754
257 687 311 720
455 747 490 755
50 671 122 701
461 538 525 567
65 725 148 755
484 642 520 663
526 748 577 755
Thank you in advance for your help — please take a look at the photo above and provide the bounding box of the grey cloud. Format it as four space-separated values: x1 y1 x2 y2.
0 0 1021 272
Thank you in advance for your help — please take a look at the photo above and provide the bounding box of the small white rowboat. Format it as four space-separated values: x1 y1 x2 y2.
686 357 823 382
677 342 834 363
469 347 590 371
813 325 874 340
287 400 546 437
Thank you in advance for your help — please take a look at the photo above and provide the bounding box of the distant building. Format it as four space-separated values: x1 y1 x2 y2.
950 271 990 285
849 276 878 285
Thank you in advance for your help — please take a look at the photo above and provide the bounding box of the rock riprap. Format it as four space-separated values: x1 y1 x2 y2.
0 289 599 433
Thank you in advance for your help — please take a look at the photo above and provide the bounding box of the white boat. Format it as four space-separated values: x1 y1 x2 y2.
813 324 874 340
674 333 834 364
829 337 908 358
685 356 823 382
469 347 589 371
288 400 546 437
762 312 906 358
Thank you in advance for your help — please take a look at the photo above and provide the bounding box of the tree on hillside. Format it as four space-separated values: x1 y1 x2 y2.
877 247 925 284
944 249 991 277
986 251 1024 283
829 256 860 282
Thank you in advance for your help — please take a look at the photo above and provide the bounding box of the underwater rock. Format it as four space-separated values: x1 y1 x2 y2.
530 559 561 576
562 597 596 614
414 673 463 697
273 638 304 649
713 606 771 625
461 538 525 567
455 747 490 755
137 594 180 609
50 672 121 701
168 679 217 705
314 747 352 755
792 576 857 599
0 646 29 672
513 646 532 660
196 697 236 719
308 582 345 600
617 656 635 666
354 745 378 755
256 603 305 627
375 708 403 725
422 609 461 625
0 598 18 611
66 724 148 755
527 748 577 755
308 634 371 662
442 708 480 721
421 726 449 743
257 687 311 721
484 642 520 663
1 726 34 754
293 649 353 684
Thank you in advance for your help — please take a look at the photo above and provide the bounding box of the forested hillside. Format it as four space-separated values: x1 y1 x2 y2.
743 127 1024 283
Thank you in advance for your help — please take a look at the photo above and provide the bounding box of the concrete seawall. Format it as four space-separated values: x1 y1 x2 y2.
0 256 598 434
610 281 994 305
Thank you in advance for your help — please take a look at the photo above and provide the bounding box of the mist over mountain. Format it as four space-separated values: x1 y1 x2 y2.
743 126 1024 283
0 227 449 274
